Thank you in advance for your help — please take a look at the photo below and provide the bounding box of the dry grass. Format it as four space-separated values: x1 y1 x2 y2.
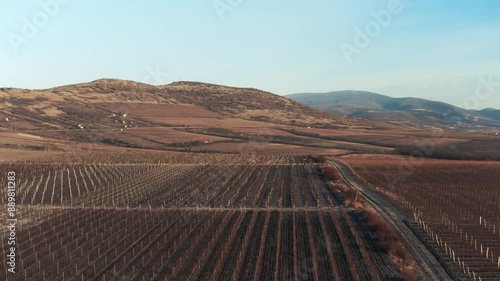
322 165 343 182
361 209 417 281
309 154 327 163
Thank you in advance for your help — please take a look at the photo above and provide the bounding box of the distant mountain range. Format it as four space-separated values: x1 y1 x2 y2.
287 91 500 130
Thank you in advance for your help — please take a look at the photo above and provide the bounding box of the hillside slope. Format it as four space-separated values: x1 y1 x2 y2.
287 91 500 130
0 79 368 132
475 108 500 121
160 81 354 127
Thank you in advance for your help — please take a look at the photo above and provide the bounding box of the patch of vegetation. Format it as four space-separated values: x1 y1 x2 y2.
101 138 138 148
395 140 500 160
361 210 417 281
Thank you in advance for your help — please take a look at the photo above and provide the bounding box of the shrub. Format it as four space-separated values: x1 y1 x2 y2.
309 155 327 163
322 166 342 182
361 210 416 279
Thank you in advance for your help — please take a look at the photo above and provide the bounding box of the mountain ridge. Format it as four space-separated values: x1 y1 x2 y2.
286 91 500 130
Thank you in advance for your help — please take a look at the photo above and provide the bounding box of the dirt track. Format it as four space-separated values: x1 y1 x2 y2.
329 160 454 281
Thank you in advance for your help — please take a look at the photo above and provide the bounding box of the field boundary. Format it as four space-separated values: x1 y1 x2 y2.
329 160 453 280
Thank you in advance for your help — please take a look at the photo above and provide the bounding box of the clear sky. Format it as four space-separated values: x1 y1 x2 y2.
1 0 500 109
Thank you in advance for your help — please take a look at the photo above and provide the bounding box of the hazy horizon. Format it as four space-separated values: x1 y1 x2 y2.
2 0 500 109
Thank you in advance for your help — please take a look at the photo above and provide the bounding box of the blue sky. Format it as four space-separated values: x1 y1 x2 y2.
1 0 500 109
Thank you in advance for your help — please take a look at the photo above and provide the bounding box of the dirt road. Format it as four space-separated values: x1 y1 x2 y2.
329 160 455 281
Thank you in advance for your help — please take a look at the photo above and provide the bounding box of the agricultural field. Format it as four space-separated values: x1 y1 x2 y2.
0 208 405 281
284 127 500 160
0 162 346 208
342 157 500 280
0 149 62 163
0 152 415 280
146 117 273 128
2 128 495 280
188 141 351 155
123 127 232 145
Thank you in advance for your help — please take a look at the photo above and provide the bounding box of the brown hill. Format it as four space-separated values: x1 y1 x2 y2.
0 79 365 131
160 81 354 126
3 79 498 160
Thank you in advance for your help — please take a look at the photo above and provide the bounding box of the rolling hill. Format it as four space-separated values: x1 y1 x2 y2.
287 91 500 130
475 108 500 121
0 79 360 132
1 79 408 154
1 79 499 160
